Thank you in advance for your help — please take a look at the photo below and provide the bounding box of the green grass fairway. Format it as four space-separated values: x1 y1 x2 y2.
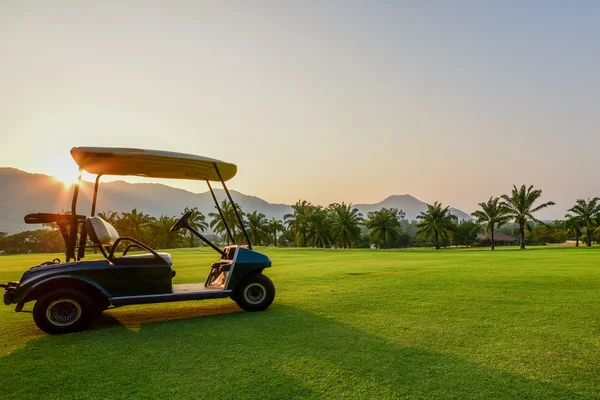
1 247 599 399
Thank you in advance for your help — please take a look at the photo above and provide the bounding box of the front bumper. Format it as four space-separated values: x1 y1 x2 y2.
1 282 18 305
4 291 12 305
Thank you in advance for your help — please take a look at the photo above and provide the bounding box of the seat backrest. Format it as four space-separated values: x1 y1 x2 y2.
86 217 120 247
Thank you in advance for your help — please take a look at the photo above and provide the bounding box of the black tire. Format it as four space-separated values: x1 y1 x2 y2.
233 273 275 312
33 289 95 335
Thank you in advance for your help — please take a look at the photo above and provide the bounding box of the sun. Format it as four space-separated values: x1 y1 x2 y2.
52 173 77 187
49 160 79 187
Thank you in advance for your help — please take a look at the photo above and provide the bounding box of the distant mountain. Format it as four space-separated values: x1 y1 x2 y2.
355 195 473 222
0 168 471 234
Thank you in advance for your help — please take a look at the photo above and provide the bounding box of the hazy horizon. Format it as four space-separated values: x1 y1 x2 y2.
1 1 598 220
0 165 577 221
0 165 470 208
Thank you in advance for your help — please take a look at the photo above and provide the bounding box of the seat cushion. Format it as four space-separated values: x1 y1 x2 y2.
120 252 172 265
86 217 119 246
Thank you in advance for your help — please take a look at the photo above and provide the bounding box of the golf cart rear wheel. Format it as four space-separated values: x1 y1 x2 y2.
233 273 275 312
33 289 95 335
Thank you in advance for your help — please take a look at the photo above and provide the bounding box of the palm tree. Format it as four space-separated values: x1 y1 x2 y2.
284 200 312 247
364 208 403 248
182 207 208 247
328 203 363 248
208 200 244 245
500 185 555 249
150 215 182 249
416 202 457 249
118 208 154 240
267 218 285 247
471 197 511 250
566 198 600 247
565 214 583 247
307 206 331 248
245 211 270 246
97 211 119 225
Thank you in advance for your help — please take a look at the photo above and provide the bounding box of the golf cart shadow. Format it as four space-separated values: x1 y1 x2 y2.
89 302 244 331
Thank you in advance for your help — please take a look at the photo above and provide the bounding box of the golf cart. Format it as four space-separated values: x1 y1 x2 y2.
1 147 275 334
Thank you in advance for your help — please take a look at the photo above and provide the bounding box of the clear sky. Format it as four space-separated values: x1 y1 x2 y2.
1 1 598 219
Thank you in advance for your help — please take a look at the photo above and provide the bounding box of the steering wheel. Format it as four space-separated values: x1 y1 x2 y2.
170 210 193 232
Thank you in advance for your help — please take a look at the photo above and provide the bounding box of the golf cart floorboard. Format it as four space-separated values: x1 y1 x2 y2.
110 283 231 306
172 283 225 293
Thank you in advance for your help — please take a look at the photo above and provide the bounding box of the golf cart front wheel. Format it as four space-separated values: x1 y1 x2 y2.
33 289 95 335
233 273 275 312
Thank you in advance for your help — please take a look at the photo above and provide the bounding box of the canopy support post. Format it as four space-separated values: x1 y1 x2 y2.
77 173 103 261
67 168 83 262
90 174 102 217
206 180 235 245
213 163 252 250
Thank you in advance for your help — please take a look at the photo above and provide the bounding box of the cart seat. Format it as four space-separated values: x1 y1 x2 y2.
86 217 172 265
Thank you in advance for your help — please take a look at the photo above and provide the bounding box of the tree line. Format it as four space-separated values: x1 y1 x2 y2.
1 184 599 254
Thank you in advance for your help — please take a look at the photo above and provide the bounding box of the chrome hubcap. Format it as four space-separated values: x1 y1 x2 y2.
46 299 82 326
244 283 266 305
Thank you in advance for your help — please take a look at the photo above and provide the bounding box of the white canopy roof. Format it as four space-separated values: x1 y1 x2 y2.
70 147 237 182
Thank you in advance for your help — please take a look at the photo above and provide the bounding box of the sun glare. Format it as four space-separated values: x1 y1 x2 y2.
52 174 76 187
49 160 79 187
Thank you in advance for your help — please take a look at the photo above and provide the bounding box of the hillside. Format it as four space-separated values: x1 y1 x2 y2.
0 168 471 234
355 194 472 222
